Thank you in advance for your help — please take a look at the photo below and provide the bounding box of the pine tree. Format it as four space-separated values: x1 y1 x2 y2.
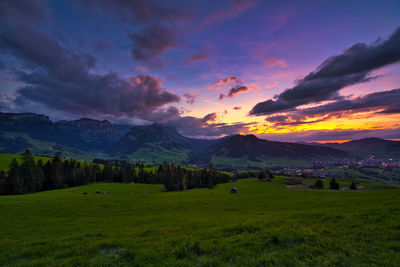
102 162 113 182
19 150 43 193
50 152 64 189
0 170 6 195
4 159 20 195
42 161 52 190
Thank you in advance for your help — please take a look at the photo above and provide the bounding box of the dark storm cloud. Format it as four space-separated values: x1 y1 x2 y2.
250 27 400 116
130 25 178 68
0 10 180 121
79 0 192 68
0 24 96 81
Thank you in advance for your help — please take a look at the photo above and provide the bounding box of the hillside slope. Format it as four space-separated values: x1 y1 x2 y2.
206 134 348 168
322 138 400 159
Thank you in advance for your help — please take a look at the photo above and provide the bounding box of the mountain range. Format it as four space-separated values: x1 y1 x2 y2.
1 112 399 168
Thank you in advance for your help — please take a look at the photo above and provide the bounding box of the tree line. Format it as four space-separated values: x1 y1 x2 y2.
0 150 232 195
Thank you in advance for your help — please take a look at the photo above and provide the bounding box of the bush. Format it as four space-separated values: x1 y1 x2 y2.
349 181 357 190
329 178 340 190
314 179 324 189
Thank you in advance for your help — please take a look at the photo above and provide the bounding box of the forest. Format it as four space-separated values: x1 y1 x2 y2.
0 150 232 195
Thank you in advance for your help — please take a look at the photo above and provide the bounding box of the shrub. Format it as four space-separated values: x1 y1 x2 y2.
329 178 340 190
314 179 324 189
349 181 357 190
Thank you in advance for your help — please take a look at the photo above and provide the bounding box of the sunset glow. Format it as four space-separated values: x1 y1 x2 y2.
0 0 399 142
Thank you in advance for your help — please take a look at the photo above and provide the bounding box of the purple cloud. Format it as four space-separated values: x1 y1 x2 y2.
250 27 400 115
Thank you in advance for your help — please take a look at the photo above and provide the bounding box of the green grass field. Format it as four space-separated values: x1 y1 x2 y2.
1 178 399 266
0 154 52 171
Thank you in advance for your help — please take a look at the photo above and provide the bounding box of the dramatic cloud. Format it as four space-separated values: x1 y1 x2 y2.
130 25 179 68
263 88 400 126
183 92 197 105
250 27 400 116
0 14 180 121
134 66 149 72
185 53 209 65
79 0 192 68
209 76 243 90
264 57 288 68
219 84 260 100
196 0 258 30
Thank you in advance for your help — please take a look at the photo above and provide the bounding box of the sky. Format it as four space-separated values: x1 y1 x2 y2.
0 0 400 142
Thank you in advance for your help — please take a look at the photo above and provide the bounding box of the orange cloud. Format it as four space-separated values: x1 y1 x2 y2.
265 81 278 88
209 76 243 90
264 57 288 68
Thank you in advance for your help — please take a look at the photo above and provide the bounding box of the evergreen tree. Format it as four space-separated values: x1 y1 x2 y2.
0 170 6 195
102 162 113 182
42 161 52 190
50 152 64 189
19 150 43 193
4 159 20 195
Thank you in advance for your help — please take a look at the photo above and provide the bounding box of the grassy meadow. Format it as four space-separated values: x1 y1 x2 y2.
1 178 399 266
0 154 52 171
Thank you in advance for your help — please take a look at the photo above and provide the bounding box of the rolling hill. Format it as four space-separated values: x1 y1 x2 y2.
111 124 216 163
206 134 348 168
320 137 400 159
